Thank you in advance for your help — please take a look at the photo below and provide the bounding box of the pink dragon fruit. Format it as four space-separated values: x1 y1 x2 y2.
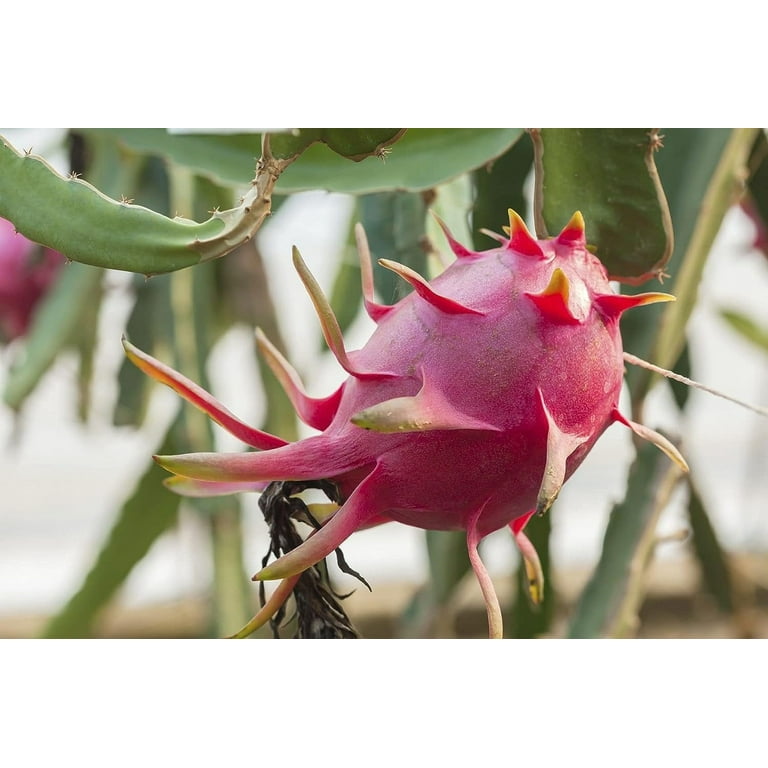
0 216 63 342
740 196 768 260
124 209 688 638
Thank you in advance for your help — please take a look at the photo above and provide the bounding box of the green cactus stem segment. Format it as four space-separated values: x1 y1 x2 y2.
190 139 292 264
529 128 674 283
0 135 292 275
0 138 220 273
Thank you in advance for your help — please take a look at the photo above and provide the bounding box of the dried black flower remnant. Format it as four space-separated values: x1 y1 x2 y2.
258 480 368 638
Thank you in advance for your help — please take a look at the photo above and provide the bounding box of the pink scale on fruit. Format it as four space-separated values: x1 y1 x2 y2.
0 217 64 342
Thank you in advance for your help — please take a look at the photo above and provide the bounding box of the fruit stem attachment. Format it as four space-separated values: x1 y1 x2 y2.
623 352 768 417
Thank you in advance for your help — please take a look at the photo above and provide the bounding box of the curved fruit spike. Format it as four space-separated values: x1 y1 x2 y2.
304 502 340 525
255 327 343 430
479 227 507 244
536 390 587 516
430 212 476 259
354 223 394 322
164 476 269 497
510 509 535 536
506 209 546 258
510 511 545 606
556 210 586 245
594 291 675 319
524 267 580 325
466 498 503 639
378 258 485 316
623 351 768 417
228 573 302 639
350 369 501 433
612 409 689 472
292 246 396 380
122 336 287 451
155 433 364 484
252 465 384 581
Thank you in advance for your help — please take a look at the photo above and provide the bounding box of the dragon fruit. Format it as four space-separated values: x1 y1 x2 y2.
124 209 688 638
0 216 63 342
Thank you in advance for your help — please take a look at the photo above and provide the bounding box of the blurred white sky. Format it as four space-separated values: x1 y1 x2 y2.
1 130 767 617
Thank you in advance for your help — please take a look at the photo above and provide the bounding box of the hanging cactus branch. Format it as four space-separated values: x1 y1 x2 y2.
0 135 295 275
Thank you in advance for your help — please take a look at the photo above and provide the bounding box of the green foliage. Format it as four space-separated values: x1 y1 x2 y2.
268 129 406 162
686 478 736 614
531 128 673 282
567 441 685 638
745 130 768 227
3 263 102 410
399 530 471 637
84 129 406 186
720 309 768 353
277 129 525 194
471 137 533 249
649 129 759 379
41 425 183 638
358 191 429 303
620 128 736 407
0 136 223 273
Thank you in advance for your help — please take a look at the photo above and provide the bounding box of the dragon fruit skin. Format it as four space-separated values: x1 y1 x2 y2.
0 216 63 342
124 209 687 638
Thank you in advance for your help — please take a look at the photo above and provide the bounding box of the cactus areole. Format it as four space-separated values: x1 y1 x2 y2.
124 209 688 638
